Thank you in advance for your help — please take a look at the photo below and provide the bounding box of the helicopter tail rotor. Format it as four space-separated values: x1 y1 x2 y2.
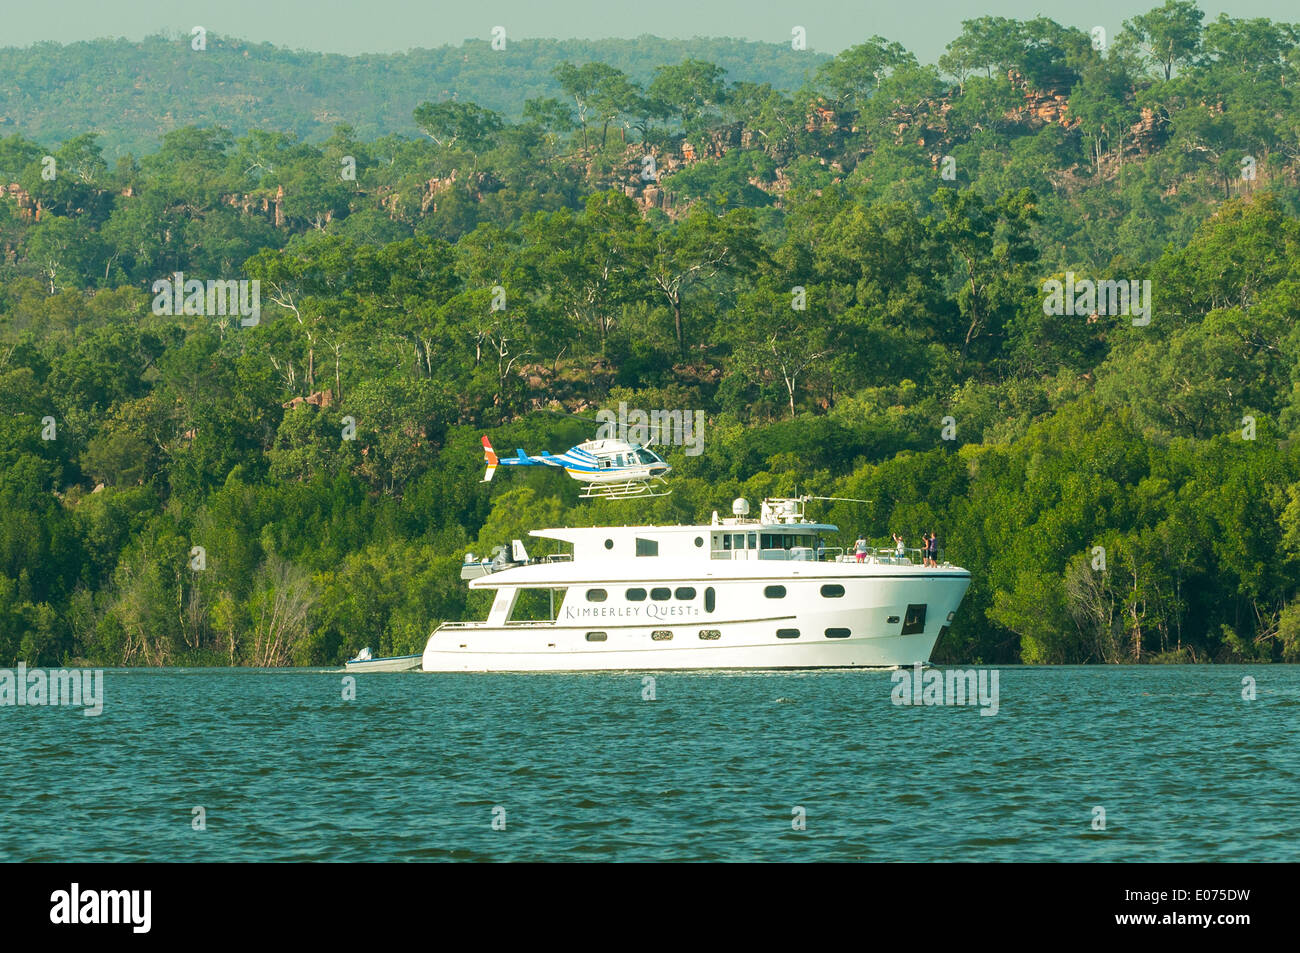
481 436 498 482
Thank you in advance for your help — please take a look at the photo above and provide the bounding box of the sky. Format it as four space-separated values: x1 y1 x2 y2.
3 1 1294 62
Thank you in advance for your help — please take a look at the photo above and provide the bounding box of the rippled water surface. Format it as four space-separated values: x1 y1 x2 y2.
4 666 1298 861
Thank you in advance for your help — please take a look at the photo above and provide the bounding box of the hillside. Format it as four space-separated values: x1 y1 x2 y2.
0 34 827 158
3 5 1300 668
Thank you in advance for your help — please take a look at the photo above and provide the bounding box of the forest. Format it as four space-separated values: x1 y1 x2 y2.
0 34 823 158
2 1 1300 667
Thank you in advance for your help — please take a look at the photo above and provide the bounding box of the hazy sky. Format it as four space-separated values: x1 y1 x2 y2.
5 1 1295 62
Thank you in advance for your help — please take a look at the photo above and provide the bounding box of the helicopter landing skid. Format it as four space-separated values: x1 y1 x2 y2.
580 478 672 501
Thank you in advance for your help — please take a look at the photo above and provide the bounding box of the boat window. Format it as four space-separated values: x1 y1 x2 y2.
626 588 647 601
507 588 565 622
732 533 744 549
651 630 673 641
776 628 800 639
825 628 851 639
747 533 756 549
901 604 927 635
604 539 613 549
722 534 732 551
764 585 786 598
636 537 659 557
587 589 608 603
704 587 715 612
675 586 696 600
650 587 671 601
820 584 845 598
586 632 607 642
887 615 900 624
699 630 721 640
695 536 704 548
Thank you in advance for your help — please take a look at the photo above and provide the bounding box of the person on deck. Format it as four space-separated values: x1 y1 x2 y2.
855 536 867 563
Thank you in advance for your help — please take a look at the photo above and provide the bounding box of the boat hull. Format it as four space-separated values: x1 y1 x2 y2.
344 654 423 673
422 572 969 672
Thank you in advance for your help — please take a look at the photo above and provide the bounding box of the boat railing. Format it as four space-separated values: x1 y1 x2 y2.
711 545 851 562
831 547 932 566
711 546 813 561
708 543 944 566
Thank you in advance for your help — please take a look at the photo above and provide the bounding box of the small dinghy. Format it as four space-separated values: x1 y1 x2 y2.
344 646 423 673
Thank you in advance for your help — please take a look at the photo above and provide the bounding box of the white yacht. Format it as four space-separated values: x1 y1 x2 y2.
421 497 971 672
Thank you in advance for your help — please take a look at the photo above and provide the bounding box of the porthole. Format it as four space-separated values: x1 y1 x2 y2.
820 584 845 598
651 587 671 600
694 536 704 548
887 615 900 624
699 630 721 640
764 585 787 599
776 628 800 639
825 628 851 639
704 587 715 612
675 586 696 600
651 630 673 641
626 588 647 601
604 538 614 550
586 589 608 603
585 632 607 642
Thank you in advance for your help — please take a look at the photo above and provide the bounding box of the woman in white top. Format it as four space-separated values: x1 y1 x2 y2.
854 536 867 563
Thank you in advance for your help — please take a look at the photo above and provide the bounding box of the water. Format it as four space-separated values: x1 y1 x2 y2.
3 665 1297 861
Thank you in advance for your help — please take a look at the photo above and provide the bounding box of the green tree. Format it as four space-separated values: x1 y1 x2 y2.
1121 0 1205 81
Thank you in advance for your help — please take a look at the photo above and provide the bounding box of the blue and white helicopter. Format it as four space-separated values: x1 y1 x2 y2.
481 435 671 499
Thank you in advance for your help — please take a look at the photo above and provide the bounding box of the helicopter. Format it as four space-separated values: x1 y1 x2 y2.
480 435 672 499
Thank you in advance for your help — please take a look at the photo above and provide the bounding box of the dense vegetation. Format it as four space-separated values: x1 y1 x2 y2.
3 2 1300 667
0 34 825 158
